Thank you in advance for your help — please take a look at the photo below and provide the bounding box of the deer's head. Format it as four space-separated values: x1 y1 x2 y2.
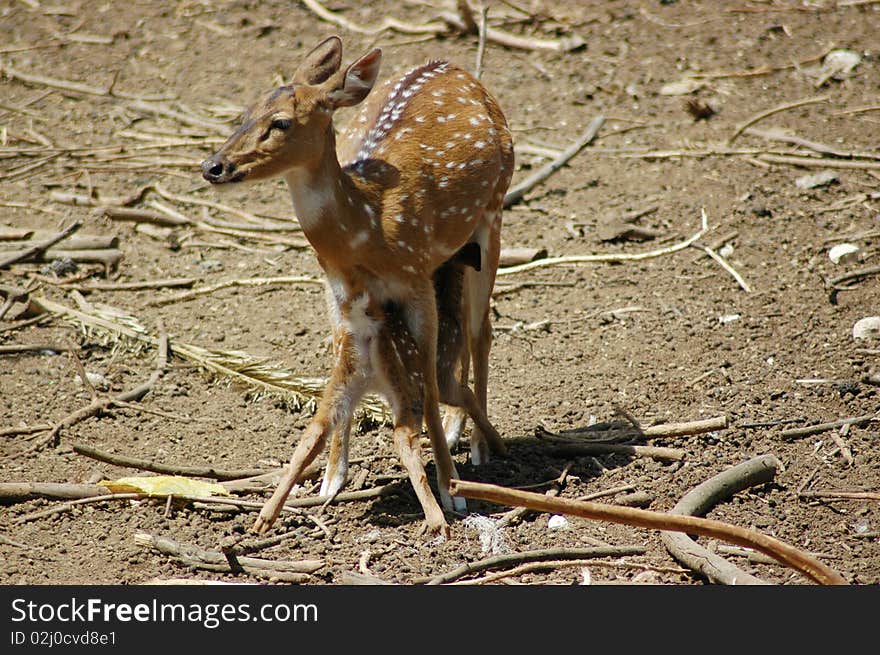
201 36 381 184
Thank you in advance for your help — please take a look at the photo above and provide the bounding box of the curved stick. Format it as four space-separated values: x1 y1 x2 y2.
449 471 847 585
660 454 779 585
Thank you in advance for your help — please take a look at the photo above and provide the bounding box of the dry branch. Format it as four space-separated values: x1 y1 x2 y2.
742 127 864 159
799 489 880 502
135 532 323 583
0 343 71 355
781 414 878 440
146 276 321 307
758 153 880 170
4 248 124 270
503 116 604 208
72 443 269 481
0 220 82 269
688 46 834 81
0 233 119 251
421 546 646 585
448 478 847 585
15 493 141 524
691 243 752 292
661 455 780 585
60 278 197 292
547 442 685 463
729 96 829 144
538 415 728 451
497 208 709 276
0 482 108 503
299 0 583 52
4 328 169 459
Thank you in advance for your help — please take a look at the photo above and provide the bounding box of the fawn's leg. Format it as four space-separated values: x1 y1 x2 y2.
378 301 449 535
405 280 466 513
435 254 504 461
435 259 469 452
253 331 367 534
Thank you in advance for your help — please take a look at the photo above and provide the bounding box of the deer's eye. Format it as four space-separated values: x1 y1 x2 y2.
260 118 292 141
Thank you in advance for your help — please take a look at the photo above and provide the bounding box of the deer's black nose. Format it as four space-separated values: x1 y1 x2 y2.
201 157 234 183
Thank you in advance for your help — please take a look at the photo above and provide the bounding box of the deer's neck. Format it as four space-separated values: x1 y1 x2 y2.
283 130 371 259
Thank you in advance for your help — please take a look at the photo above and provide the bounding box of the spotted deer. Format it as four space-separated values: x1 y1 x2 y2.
201 36 514 535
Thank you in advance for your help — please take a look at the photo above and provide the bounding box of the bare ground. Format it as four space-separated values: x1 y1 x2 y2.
1 0 879 586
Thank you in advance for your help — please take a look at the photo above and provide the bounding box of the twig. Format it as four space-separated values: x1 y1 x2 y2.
688 46 834 81
547 442 685 463
440 10 585 52
448 477 848 585
799 490 880 502
742 127 860 159
758 153 880 170
497 208 709 276
729 96 829 144
146 276 322 307
72 442 269 481
0 343 71 355
781 414 878 441
0 423 53 437
0 60 171 101
0 482 109 503
827 265 880 303
504 116 604 208
474 2 489 80
135 532 323 583
498 463 571 527
451 558 686 585
4 248 123 270
0 220 82 268
67 340 97 402
60 278 197 292
691 243 752 292
421 546 647 585
299 0 583 51
300 0 446 35
4 328 169 458
661 455 780 585
577 484 637 502
15 493 141 524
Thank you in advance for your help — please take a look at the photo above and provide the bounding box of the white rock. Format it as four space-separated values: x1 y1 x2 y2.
853 317 880 340
547 514 569 530
795 170 838 190
828 243 859 265
718 314 741 325
822 49 862 79
659 77 704 96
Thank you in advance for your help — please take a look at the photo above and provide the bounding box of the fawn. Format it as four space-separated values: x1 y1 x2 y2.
201 36 513 535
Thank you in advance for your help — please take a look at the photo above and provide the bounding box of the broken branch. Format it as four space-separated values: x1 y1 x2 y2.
504 116 604 208
661 454 780 585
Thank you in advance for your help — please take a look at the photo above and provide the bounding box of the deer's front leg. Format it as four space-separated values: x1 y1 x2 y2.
253 330 367 534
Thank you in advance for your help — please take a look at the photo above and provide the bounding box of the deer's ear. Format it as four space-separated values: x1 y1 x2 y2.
293 36 343 85
327 48 382 108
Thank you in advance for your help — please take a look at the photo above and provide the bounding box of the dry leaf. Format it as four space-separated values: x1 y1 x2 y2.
100 475 231 497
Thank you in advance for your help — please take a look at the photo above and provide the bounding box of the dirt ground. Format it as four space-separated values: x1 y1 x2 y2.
1 0 879 586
